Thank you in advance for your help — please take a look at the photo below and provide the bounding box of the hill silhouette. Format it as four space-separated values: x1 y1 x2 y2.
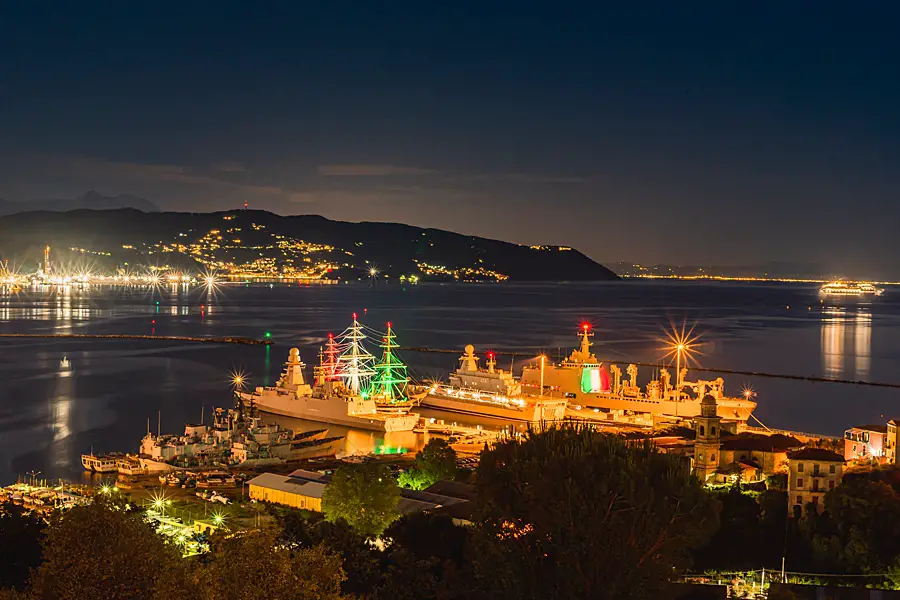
0 208 617 281
0 191 160 216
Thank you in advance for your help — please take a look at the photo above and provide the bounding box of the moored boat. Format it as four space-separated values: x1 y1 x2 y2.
81 452 121 473
520 325 756 423
419 345 567 423
238 339 419 433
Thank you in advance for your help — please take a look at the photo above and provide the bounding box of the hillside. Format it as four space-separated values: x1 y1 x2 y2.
0 209 618 282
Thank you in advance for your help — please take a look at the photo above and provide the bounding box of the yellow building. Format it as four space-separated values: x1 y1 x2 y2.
886 420 900 464
247 471 326 512
786 448 844 515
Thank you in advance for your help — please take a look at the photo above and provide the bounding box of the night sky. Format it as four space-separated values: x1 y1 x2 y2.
2 4 899 275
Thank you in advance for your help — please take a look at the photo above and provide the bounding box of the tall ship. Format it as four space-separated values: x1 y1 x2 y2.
368 322 426 407
520 325 756 422
238 316 419 432
819 281 884 297
419 345 567 423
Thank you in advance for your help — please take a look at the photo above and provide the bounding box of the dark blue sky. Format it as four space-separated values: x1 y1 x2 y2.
2 3 899 275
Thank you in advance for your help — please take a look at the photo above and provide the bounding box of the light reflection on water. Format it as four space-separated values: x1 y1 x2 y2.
820 307 872 380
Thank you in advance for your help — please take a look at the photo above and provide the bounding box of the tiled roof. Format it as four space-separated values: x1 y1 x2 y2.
787 448 845 462
719 433 802 452
848 424 888 434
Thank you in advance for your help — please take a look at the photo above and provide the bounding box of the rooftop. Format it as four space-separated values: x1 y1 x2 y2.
247 472 327 499
719 433 803 453
847 424 888 434
787 448 845 462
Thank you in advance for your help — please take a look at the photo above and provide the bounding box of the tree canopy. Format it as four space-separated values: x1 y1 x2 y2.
399 438 458 491
0 503 44 591
322 463 401 538
27 498 180 600
471 426 720 600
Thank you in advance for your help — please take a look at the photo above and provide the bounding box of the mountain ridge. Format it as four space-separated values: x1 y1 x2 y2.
0 191 160 216
0 208 618 282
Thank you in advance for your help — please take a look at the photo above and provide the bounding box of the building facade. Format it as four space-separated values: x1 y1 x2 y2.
843 424 887 463
247 471 326 511
886 420 900 464
786 448 844 514
717 433 802 478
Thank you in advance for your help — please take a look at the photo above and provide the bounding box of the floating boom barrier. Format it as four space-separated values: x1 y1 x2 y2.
0 333 273 345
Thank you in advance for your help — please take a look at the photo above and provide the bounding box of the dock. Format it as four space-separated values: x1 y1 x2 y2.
0 333 273 345
415 420 499 442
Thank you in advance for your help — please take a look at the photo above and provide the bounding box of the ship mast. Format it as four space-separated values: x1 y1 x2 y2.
579 323 593 357
336 313 376 395
371 322 410 403
324 333 339 379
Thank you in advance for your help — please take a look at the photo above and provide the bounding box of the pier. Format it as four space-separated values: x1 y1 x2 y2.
0 333 273 345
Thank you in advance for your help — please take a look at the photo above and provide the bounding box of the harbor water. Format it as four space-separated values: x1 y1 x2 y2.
1 280 899 484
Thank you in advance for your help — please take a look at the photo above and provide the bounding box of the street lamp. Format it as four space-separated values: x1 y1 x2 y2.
369 267 378 286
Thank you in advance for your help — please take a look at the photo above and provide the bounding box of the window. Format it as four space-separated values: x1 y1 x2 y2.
829 464 836 474
798 463 805 473
795 495 803 505
699 425 705 436
812 495 819 505
711 453 716 463
711 426 717 435
813 464 820 476
829 480 835 490
797 478 804 488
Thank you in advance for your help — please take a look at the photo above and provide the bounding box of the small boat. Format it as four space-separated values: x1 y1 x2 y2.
81 453 120 473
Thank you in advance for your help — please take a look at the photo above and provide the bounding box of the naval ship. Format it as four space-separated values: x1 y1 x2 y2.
238 346 419 433
419 345 567 423
520 325 756 422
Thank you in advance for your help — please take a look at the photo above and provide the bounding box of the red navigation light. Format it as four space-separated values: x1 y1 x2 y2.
488 351 495 359
151 320 156 325
386 321 392 328
582 323 591 331
328 332 334 339
352 312 357 320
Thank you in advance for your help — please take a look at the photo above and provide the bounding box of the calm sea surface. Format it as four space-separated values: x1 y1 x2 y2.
1 280 899 485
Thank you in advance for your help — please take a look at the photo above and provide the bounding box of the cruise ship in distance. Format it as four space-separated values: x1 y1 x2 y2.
238 347 419 432
819 281 884 297
418 345 567 423
520 325 756 422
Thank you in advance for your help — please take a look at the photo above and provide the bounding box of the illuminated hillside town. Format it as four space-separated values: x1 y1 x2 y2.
0 213 520 288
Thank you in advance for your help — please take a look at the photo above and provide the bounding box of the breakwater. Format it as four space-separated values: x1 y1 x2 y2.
0 333 273 345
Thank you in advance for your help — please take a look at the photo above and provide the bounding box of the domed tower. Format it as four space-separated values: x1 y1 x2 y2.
693 394 722 482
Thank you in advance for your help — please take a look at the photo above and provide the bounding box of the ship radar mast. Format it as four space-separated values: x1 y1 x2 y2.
459 344 479 372
371 322 410 403
486 351 496 374
568 322 599 364
336 313 376 395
